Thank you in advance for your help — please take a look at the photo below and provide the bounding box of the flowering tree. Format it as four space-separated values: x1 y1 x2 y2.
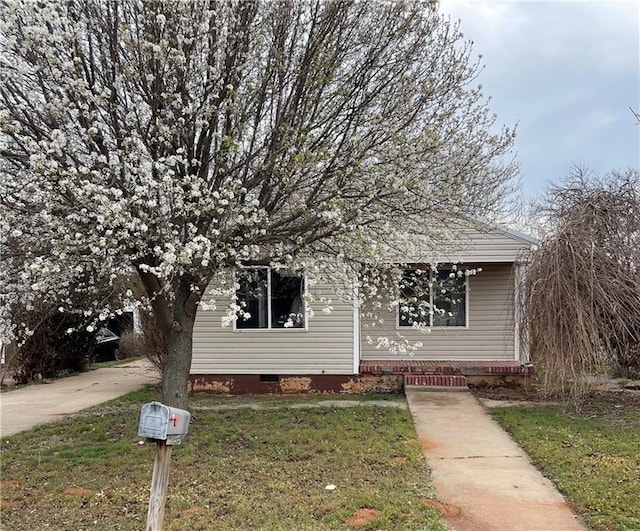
0 0 516 408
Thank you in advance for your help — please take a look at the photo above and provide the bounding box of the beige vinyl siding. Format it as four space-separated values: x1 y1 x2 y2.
191 276 355 375
361 263 516 361
397 226 533 264
438 227 532 263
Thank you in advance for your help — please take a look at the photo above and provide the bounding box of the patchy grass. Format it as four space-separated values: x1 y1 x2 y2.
490 396 640 531
87 357 144 370
1 388 444 530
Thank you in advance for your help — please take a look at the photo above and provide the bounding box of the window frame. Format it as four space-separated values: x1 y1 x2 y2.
396 267 469 330
233 267 308 332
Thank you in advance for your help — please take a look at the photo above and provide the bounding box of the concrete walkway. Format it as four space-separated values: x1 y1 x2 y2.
0 358 160 438
405 388 585 531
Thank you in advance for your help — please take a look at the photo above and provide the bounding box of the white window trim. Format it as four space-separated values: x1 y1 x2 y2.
396 268 470 330
233 267 309 332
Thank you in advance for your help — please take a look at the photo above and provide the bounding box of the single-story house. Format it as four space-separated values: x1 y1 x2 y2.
189 223 536 393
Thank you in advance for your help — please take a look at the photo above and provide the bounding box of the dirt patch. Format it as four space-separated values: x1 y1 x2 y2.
181 506 204 517
418 437 438 450
1 500 20 510
418 499 461 518
391 456 406 463
406 437 438 450
471 386 640 408
472 385 640 428
478 398 553 408
345 508 381 528
63 487 95 496
0 480 22 489
470 384 549 403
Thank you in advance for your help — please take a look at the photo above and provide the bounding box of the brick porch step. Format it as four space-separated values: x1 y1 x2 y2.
404 374 467 387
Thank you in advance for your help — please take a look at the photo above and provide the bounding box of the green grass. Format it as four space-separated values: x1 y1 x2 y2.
0 388 444 530
490 404 640 530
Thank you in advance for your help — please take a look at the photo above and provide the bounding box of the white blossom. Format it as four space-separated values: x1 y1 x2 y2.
0 0 515 405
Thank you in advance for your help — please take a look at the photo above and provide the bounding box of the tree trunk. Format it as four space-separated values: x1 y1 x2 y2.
138 270 203 409
159 279 200 410
162 317 194 409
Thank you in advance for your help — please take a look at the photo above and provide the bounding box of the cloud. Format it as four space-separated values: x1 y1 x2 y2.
439 0 640 197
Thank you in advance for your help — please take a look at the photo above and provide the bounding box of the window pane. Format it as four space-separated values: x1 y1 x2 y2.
236 269 268 329
398 269 431 327
271 270 305 328
432 270 466 327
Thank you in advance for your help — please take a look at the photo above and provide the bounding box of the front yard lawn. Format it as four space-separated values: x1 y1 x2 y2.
487 391 640 531
0 389 444 530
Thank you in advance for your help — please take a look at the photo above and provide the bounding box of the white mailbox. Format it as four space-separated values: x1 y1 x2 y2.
138 401 191 445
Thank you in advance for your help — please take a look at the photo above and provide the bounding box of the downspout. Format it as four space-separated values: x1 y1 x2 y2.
352 276 360 374
513 262 529 363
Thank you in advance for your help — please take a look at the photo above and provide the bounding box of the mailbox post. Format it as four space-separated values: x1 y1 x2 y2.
138 402 191 531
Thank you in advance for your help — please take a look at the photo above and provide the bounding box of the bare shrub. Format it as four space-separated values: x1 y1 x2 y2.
116 331 142 360
113 310 166 371
520 168 640 400
8 301 95 384
0 342 17 386
139 310 167 373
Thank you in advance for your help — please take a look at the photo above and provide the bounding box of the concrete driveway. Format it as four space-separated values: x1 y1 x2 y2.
0 358 160 438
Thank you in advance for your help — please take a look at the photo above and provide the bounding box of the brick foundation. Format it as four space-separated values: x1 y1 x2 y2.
189 374 404 395
360 360 534 376
189 361 533 394
363 360 533 388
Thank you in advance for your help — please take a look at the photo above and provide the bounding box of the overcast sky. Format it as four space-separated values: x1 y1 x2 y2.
438 0 640 200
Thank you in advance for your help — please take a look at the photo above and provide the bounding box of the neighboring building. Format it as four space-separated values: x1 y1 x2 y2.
190 223 536 393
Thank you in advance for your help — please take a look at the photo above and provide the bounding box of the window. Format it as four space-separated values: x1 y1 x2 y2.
236 268 305 329
398 268 466 328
